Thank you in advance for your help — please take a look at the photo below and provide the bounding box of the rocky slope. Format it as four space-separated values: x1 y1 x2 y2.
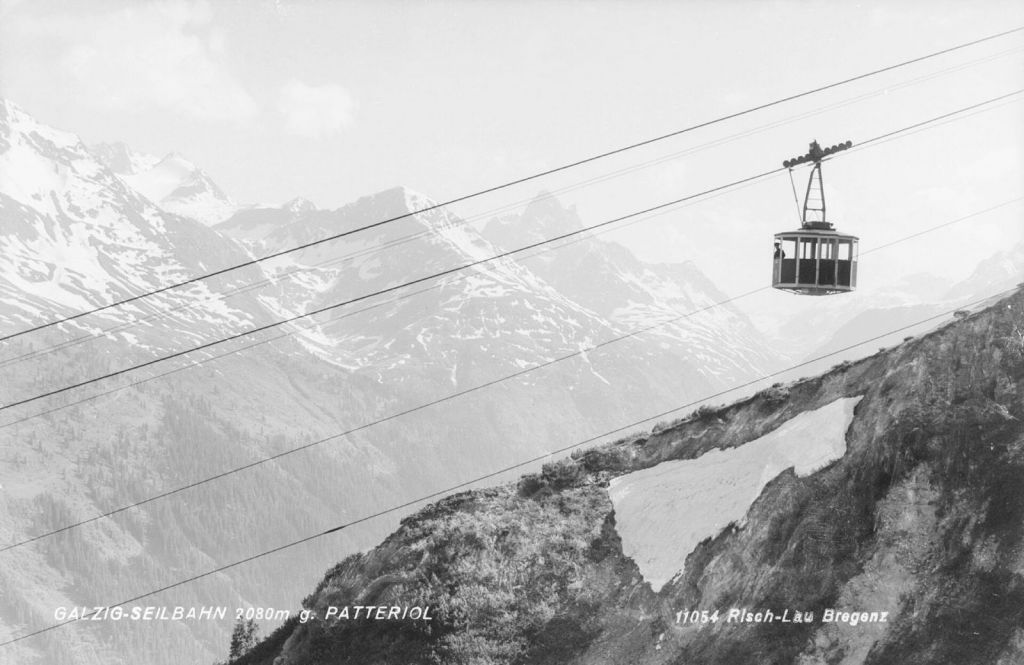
240 287 1024 665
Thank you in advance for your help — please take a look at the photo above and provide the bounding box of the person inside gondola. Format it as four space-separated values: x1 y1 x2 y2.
774 241 785 259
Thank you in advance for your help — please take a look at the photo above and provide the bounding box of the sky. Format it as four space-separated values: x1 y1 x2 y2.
2 0 1023 325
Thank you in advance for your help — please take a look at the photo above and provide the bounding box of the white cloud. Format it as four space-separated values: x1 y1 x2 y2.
14 1 258 123
278 80 354 138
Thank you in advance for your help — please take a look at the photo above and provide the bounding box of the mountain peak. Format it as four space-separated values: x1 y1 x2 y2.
90 141 161 175
154 151 198 177
334 186 441 219
0 98 40 130
0 98 83 153
94 147 238 225
400 186 439 211
523 189 573 217
482 190 583 250
283 196 317 213
0 97 27 124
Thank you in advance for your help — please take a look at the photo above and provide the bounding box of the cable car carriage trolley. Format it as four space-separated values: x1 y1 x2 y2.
773 139 858 295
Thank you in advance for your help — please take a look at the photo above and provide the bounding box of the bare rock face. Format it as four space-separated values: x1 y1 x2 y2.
240 289 1024 665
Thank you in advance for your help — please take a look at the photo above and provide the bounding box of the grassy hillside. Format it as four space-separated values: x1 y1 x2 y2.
236 287 1024 665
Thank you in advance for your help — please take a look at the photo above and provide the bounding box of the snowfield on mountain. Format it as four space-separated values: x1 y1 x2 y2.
609 395 861 591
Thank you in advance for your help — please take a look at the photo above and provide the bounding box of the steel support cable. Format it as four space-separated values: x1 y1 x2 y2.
7 43 1020 369
1 284 1018 649
1 25 1021 345
2 89 1020 414
2 193 1018 554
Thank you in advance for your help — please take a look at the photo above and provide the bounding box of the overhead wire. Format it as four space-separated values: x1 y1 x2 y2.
4 41 1021 371
0 167 782 413
2 284 1018 649
3 194 1018 552
1 24 1022 345
787 169 803 223
1 89 1021 415
0 171 781 431
8 41 1024 370
848 95 1024 152
854 91 1024 150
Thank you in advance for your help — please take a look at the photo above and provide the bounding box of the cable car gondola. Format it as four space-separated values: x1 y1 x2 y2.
773 139 858 296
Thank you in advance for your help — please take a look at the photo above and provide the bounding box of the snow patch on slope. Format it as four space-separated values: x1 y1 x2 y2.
120 153 236 226
404 188 493 262
122 153 199 202
609 396 862 592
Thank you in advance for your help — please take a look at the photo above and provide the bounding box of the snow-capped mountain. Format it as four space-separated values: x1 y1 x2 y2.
0 101 786 665
0 101 258 340
483 192 781 385
253 187 614 376
215 186 782 403
91 141 237 227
